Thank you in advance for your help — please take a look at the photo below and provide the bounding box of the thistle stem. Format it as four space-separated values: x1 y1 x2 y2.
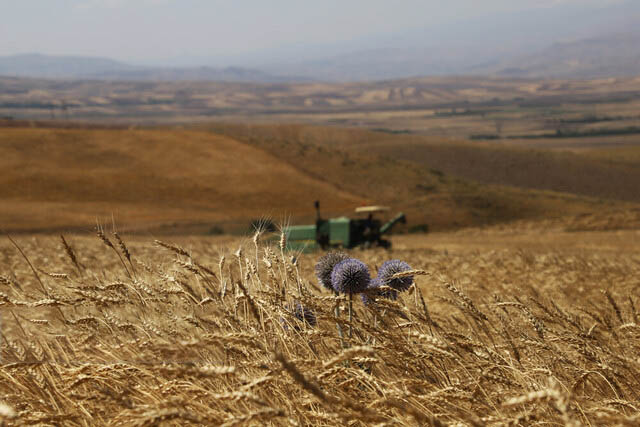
349 293 353 339
335 294 346 349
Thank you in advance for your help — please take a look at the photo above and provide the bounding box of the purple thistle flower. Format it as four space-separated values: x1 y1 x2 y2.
293 303 317 327
361 277 398 305
378 260 413 292
331 258 371 295
282 302 316 330
315 251 349 292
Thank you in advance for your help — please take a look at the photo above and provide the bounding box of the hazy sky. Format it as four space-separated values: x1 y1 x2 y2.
0 0 626 65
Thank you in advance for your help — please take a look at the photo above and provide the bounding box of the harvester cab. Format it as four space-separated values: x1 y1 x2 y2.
284 201 406 252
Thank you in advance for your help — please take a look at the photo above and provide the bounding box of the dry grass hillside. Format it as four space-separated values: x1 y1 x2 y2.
206 123 640 204
0 127 364 233
0 123 636 234
209 123 640 230
360 140 640 203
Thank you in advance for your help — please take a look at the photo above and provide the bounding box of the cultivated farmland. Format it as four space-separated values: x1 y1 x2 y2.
0 227 639 425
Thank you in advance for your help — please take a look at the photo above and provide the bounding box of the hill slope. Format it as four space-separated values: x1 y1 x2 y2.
203 123 631 231
205 123 640 204
1 124 634 234
353 138 640 203
0 127 363 232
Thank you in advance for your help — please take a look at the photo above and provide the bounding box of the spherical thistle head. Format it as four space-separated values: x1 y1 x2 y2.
315 251 350 291
361 277 398 305
378 260 413 292
331 258 371 295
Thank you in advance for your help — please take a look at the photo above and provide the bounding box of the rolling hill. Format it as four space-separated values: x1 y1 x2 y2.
205 123 640 222
201 123 636 230
0 127 363 233
0 123 626 234
3 74 640 125
346 137 640 203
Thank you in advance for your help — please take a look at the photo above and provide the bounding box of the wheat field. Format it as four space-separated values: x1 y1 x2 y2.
0 228 639 426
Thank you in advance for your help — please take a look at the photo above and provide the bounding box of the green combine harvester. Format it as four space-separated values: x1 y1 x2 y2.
284 201 406 252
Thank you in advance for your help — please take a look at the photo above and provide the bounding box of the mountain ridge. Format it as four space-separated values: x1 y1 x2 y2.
492 33 640 78
3 0 640 83
0 53 301 83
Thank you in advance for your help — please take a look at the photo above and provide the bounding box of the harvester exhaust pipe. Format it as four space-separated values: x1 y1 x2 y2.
314 200 330 249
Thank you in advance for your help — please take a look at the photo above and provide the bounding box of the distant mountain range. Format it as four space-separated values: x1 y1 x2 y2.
490 33 640 79
2 1 640 83
0 53 297 83
256 0 640 81
256 32 640 82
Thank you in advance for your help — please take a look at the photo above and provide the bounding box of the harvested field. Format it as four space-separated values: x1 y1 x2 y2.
1 228 639 425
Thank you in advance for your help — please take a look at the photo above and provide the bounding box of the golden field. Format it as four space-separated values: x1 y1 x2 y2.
0 226 639 425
